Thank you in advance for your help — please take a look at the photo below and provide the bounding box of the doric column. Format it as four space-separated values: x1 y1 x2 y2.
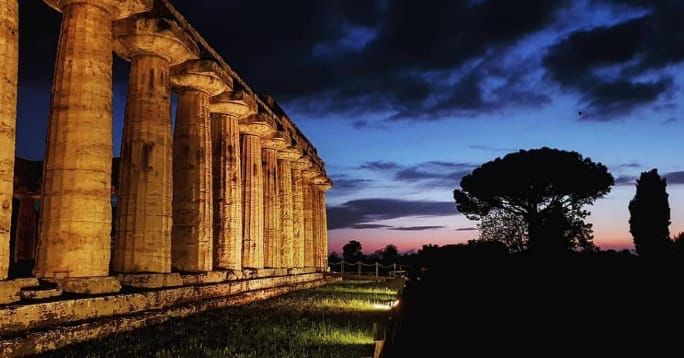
209 91 257 270
291 158 311 268
170 60 230 272
112 18 198 273
240 114 276 269
302 168 318 268
262 134 288 268
14 196 37 263
277 145 300 269
0 0 18 280
36 0 152 280
318 181 332 271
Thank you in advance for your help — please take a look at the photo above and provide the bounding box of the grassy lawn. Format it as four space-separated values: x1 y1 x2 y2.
41 280 397 358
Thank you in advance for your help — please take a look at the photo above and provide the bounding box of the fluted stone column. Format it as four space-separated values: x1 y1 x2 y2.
291 159 310 268
14 196 37 262
262 135 288 268
311 187 321 269
302 171 318 268
240 114 276 269
262 147 279 268
277 147 300 268
36 0 151 281
0 0 18 280
318 181 332 271
170 60 230 272
209 91 256 270
112 18 198 273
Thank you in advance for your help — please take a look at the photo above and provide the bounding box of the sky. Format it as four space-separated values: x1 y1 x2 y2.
16 0 684 254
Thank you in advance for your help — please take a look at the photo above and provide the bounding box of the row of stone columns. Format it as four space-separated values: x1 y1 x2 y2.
0 1 332 288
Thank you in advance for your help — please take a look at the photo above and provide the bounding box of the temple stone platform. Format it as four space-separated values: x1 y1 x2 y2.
0 271 339 357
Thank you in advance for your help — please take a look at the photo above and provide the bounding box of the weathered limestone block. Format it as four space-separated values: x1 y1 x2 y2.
291 160 310 268
14 196 37 262
0 280 19 305
20 285 63 301
240 114 276 269
0 0 18 281
170 60 230 272
48 277 121 295
118 273 183 289
112 17 198 274
262 135 287 268
209 91 257 270
36 0 149 279
277 152 297 268
180 271 227 286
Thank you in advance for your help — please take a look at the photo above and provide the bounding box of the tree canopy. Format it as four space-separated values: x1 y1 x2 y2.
342 240 363 262
454 147 613 253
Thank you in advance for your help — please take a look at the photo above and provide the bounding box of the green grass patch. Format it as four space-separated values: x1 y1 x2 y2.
41 280 397 358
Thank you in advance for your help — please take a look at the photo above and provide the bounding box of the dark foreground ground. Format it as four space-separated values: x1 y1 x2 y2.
383 252 684 358
40 280 396 358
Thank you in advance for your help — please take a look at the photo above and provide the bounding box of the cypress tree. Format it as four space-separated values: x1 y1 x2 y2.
629 169 671 257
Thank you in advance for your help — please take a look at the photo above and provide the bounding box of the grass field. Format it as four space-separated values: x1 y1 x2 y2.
41 280 397 358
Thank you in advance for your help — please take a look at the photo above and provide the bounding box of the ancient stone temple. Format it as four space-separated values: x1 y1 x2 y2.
0 1 333 355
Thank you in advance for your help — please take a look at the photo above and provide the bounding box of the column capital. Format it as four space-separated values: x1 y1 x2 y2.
239 113 276 137
316 181 333 192
114 17 199 66
171 60 232 96
278 145 303 161
209 90 257 118
261 133 289 151
44 0 152 19
291 156 313 170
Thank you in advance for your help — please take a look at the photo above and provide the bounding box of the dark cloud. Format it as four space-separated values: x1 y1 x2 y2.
390 226 447 231
455 227 478 231
359 161 402 171
662 117 679 125
351 224 393 230
395 161 476 188
665 171 684 185
169 0 566 122
544 1 684 119
327 198 458 230
618 162 642 169
615 175 637 186
328 175 373 196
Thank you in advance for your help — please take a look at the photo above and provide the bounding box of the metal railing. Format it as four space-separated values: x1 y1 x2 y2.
328 260 411 278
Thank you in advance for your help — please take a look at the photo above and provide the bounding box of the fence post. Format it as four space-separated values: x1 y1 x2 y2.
375 262 379 277
341 260 344 274
393 263 396 278
358 261 362 275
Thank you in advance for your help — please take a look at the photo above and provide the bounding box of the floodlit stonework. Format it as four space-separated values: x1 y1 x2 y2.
0 0 333 354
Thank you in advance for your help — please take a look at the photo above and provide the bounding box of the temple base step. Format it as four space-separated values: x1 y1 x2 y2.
118 273 184 289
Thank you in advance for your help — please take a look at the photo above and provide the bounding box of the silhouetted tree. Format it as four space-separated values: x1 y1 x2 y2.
672 233 684 258
629 169 671 258
454 147 613 254
342 240 363 263
477 209 528 253
328 251 340 263
381 244 399 265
